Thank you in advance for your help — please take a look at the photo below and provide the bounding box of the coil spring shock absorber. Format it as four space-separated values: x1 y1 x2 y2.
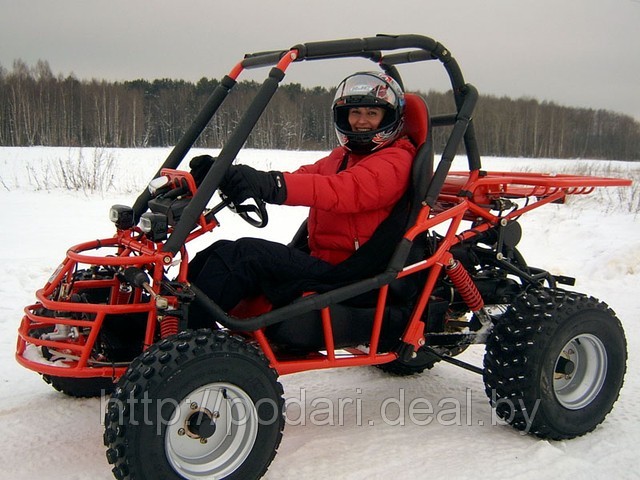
114 283 132 305
160 316 180 338
445 259 484 312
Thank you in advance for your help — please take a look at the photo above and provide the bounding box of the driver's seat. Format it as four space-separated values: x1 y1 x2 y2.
264 93 434 350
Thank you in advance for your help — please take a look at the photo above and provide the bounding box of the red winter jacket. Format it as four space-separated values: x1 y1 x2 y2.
283 137 416 265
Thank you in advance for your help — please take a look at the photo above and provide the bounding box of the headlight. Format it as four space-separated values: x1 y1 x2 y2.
148 176 170 196
109 205 135 230
139 212 168 241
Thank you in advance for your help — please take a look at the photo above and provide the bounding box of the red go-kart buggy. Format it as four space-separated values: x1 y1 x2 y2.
16 34 630 479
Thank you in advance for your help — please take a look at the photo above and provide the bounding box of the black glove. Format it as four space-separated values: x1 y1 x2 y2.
189 155 216 187
220 165 287 205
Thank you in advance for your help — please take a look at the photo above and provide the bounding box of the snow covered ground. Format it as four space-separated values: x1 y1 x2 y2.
0 146 638 480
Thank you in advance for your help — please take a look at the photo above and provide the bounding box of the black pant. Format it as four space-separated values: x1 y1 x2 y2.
188 238 333 325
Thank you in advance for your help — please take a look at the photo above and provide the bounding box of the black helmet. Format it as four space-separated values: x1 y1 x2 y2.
332 72 405 153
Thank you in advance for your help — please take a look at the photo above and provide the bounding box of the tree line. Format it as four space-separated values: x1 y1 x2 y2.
1 60 638 160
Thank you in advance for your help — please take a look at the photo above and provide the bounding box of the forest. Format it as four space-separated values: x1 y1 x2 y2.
1 60 639 160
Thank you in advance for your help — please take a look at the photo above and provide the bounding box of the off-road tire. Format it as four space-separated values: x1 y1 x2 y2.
43 375 115 397
483 287 626 440
104 330 285 480
377 347 440 376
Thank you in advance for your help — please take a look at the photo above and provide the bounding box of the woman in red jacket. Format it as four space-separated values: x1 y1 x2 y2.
188 72 416 319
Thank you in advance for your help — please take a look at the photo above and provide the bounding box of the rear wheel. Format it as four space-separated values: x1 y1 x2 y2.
377 347 440 376
104 330 284 480
483 287 626 439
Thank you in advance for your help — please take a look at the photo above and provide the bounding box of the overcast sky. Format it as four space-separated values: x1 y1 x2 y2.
1 0 639 120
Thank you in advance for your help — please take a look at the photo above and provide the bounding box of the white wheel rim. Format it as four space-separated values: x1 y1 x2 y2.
553 334 608 410
165 382 258 479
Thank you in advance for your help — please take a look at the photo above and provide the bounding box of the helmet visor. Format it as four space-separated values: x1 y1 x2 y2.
333 73 399 109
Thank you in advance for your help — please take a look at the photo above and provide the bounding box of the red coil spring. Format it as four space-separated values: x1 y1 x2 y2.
160 316 180 338
446 260 485 312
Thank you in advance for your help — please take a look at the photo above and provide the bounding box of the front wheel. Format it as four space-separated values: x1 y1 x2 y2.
104 330 284 480
483 288 627 440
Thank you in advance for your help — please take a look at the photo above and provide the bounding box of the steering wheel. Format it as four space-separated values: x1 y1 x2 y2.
220 192 269 228
188 155 269 228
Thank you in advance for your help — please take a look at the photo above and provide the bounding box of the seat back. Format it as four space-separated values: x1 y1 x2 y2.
403 93 430 148
402 93 433 225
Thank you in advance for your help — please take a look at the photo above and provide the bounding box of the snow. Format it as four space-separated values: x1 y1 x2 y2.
0 146 639 480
